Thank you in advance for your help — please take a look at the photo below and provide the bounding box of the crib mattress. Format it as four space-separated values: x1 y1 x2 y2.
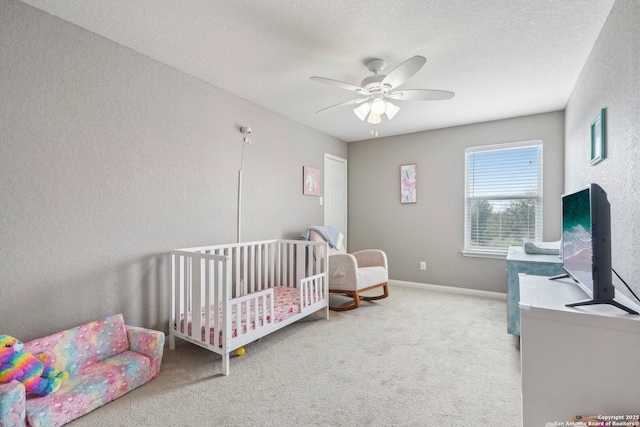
178 286 303 346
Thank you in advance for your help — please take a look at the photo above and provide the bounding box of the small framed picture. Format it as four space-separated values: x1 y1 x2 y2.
590 108 606 166
400 164 416 203
303 166 320 196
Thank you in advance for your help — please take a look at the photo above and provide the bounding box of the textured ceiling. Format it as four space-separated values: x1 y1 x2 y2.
19 0 615 142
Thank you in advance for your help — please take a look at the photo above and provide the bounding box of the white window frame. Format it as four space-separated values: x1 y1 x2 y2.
463 140 543 259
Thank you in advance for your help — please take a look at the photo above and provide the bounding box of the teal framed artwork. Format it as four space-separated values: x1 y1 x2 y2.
590 108 606 166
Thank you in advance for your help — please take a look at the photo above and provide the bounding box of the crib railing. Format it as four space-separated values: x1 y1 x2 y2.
176 239 327 296
170 250 230 350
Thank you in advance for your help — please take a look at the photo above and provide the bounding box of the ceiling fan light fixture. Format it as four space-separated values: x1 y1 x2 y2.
384 101 400 120
366 112 382 125
370 98 387 116
353 102 371 121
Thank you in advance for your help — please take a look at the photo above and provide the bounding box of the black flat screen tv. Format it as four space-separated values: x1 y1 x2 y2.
553 183 638 314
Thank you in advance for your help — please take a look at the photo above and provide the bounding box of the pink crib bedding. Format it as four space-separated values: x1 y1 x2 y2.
178 286 302 346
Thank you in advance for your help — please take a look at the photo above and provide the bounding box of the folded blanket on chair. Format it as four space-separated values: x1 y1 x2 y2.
300 225 341 249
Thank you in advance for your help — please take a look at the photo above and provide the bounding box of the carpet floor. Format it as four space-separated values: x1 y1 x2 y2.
68 284 522 426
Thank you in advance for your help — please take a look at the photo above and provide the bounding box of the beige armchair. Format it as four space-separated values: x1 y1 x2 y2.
308 230 389 311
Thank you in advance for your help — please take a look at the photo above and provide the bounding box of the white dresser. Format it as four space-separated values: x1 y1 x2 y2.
519 274 640 427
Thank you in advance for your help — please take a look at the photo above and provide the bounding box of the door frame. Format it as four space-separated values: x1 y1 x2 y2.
324 153 348 249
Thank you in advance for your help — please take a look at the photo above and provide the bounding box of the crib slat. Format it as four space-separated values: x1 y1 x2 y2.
192 257 203 344
279 242 285 286
256 244 263 291
301 279 306 310
276 242 281 285
249 244 255 294
315 275 321 302
213 258 221 341
307 277 312 306
272 242 277 286
204 258 211 345
273 241 278 286
172 254 180 335
296 244 305 289
183 256 190 336
242 245 248 296
211 258 217 346
222 257 231 353
290 244 295 284
316 243 322 277
247 299 252 332
287 242 292 285
269 242 275 287
262 294 268 325
283 242 288 286
269 290 275 326
253 296 258 331
234 246 240 296
256 244 260 293
237 301 243 337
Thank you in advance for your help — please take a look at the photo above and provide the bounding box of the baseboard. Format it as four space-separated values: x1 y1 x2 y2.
389 279 507 300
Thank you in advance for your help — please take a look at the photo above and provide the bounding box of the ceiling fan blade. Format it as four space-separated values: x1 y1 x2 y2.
316 97 368 114
381 56 426 89
310 76 370 95
387 89 455 101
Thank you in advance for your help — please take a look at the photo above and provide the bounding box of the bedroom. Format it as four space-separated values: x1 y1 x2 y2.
1 0 639 425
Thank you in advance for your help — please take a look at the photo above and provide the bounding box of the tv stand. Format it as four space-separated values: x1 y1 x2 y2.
566 298 639 315
519 275 640 426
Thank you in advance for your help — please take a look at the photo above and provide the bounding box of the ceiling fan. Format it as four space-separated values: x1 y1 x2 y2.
310 56 454 125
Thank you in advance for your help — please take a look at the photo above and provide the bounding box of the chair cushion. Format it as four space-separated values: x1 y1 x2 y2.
356 266 388 290
25 351 152 427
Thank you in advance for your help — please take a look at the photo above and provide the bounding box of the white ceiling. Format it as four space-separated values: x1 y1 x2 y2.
20 0 615 142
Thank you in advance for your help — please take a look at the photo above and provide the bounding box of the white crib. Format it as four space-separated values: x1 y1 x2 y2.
169 239 329 375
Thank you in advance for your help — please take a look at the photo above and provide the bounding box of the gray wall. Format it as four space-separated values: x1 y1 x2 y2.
565 0 640 298
0 0 346 341
348 112 565 293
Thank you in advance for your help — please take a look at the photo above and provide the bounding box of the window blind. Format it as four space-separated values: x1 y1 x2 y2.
464 141 543 256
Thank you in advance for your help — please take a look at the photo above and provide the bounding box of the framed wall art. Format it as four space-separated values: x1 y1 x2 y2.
303 166 320 196
400 164 416 203
590 108 606 166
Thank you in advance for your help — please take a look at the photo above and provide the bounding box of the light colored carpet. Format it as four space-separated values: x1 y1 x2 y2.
68 284 522 426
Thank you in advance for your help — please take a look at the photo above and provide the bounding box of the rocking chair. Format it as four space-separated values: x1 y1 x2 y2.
307 228 389 311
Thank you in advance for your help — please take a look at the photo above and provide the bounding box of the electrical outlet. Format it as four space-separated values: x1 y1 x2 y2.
420 261 426 271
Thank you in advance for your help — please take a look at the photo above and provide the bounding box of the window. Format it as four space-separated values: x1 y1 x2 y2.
464 140 543 258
